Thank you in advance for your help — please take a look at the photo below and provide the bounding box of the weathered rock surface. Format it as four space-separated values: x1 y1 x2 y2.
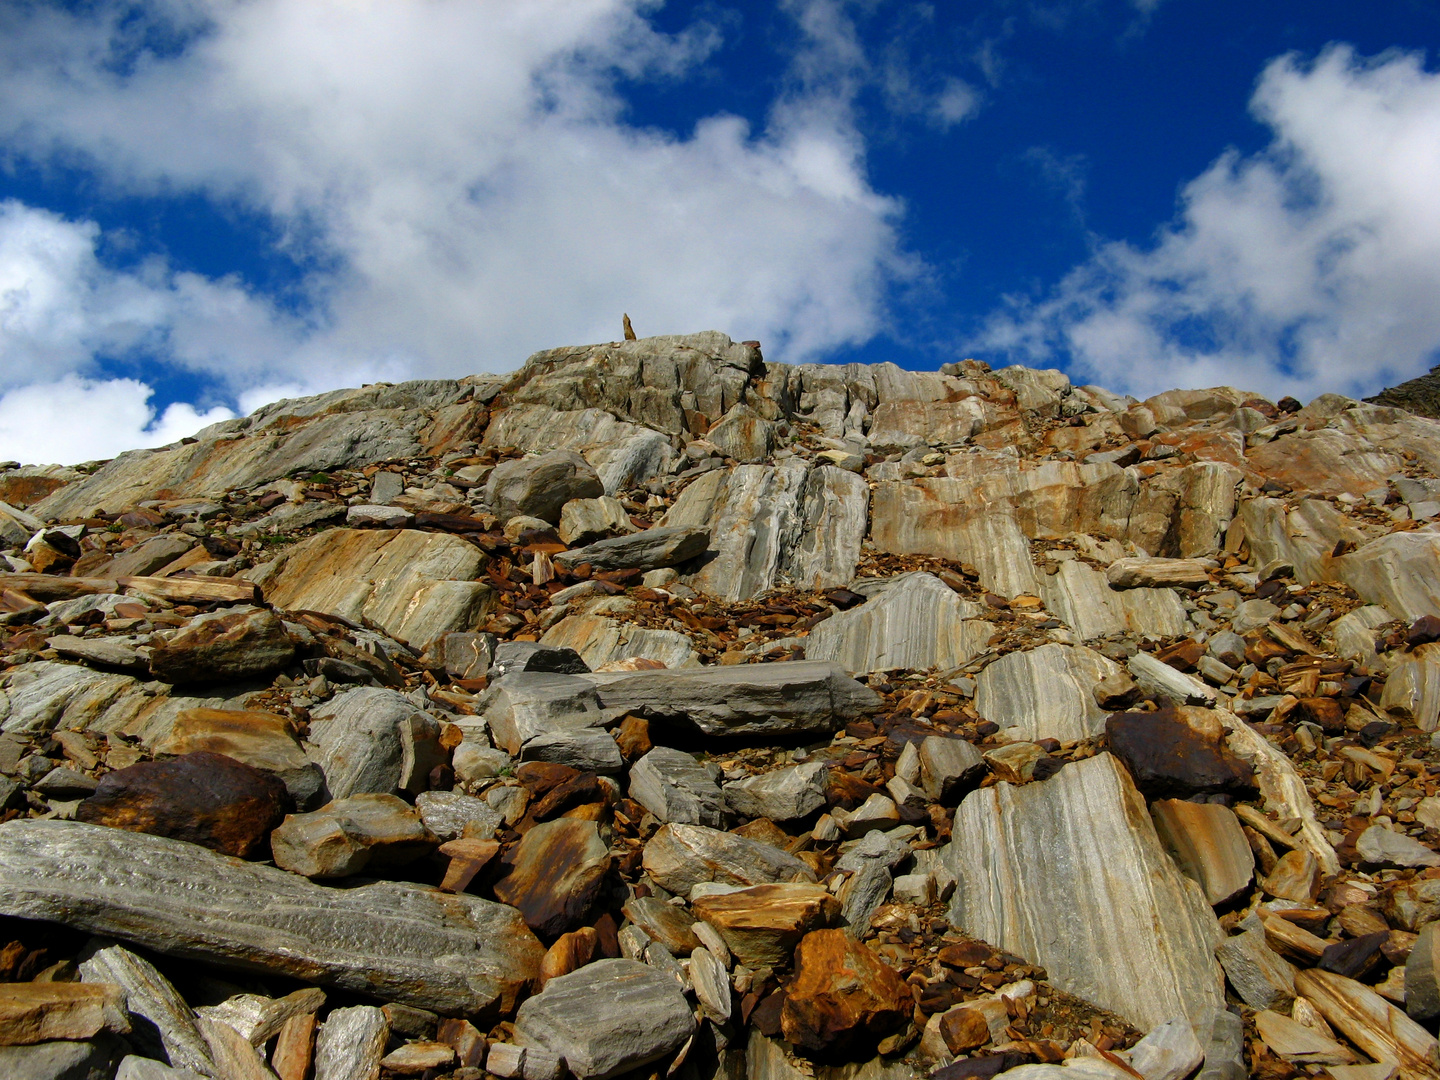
554 527 709 572
1150 799 1254 905
642 822 816 895
724 761 828 822
306 686 443 799
485 450 604 524
781 929 914 1060
945 753 1224 1030
628 747 726 827
480 673 622 773
270 793 434 878
690 883 840 967
805 573 989 675
0 820 543 1014
492 818 611 937
513 959 694 1080
973 643 1120 742
254 528 493 648
76 751 289 858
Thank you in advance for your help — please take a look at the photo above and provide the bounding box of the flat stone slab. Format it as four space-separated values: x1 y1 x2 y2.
944 752 1224 1031
0 820 543 1015
513 958 694 1080
554 527 709 572
804 573 990 675
580 661 879 738
973 643 1121 742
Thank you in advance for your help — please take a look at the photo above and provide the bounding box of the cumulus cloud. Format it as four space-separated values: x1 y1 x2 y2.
0 0 912 398
978 46 1440 402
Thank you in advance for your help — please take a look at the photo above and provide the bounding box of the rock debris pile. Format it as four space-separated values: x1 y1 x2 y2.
0 331 1437 1080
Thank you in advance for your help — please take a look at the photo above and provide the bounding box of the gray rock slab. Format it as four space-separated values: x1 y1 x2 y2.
580 661 879 739
1356 823 1440 868
944 752 1224 1030
1406 921 1440 1021
79 944 214 1077
918 736 986 803
1041 560 1189 641
643 823 816 896
0 820 543 1015
1192 1009 1247 1080
46 636 148 674
1214 928 1297 1011
513 958 695 1080
307 686 439 799
555 527 709 573
117 1058 208 1080
839 863 891 938
1106 558 1214 589
479 673 622 773
558 496 635 547
1128 1017 1204 1080
629 747 726 827
804 573 990 675
1333 531 1440 623
540 615 698 672
723 762 828 822
974 643 1122 742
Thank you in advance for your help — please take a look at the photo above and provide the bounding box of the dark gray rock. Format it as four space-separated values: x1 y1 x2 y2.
492 642 590 677
0 1033 129 1080
554 527 710 573
629 747 726 827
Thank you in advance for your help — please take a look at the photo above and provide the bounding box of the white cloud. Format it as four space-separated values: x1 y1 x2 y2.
0 0 913 398
0 375 234 464
979 46 1440 402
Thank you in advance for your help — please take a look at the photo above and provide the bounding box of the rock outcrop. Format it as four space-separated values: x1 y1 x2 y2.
0 330 1438 1080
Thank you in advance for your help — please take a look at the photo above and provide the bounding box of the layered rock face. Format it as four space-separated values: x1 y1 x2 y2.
0 331 1438 1080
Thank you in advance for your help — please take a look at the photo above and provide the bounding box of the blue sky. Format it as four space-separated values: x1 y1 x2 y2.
2 0 1439 463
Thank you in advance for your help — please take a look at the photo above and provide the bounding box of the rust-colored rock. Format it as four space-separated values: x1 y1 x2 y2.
779 929 913 1060
149 608 296 685
690 883 840 968
538 927 598 987
493 818 612 938
76 751 289 858
1105 706 1256 798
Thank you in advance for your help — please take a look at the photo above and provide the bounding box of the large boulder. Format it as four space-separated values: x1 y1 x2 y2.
485 450 604 524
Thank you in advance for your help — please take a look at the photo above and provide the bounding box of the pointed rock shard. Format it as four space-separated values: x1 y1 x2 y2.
1151 799 1254 905
0 820 543 1015
973 643 1121 742
513 959 694 1080
79 943 215 1077
313 1005 388 1080
629 747 726 827
944 753 1224 1030
805 573 990 675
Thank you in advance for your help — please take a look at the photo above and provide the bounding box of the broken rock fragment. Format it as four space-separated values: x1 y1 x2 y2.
554 526 709 572
492 817 612 938
642 822 816 896
780 929 913 1060
270 793 435 879
148 608 296 686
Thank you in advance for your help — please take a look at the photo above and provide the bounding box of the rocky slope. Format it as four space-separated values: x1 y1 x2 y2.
0 330 1438 1080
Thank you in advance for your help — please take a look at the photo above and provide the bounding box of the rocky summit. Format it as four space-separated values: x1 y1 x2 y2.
0 332 1438 1080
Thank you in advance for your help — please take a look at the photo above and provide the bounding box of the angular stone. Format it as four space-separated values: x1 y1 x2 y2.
919 736 986 803
45 635 147 675
415 790 502 842
480 674 622 773
1380 643 1440 731
723 762 828 822
307 687 442 799
1106 558 1213 589
1193 1007 1247 1080
1356 824 1440 869
1127 652 1218 707
642 823 816 896
1332 532 1440 624
944 753 1224 1030
621 897 701 956
313 1005 388 1080
1254 1009 1354 1066
513 958 694 1080
580 661 879 739
0 820 543 1014
558 496 635 547
555 527 709 573
540 615 697 672
380 1042 455 1074
974 644 1122 742
493 818 611 938
1041 560 1190 641
629 747 726 827
270 793 434 879
429 632 497 680
79 943 214 1076
149 608 296 686
106 535 197 578
780 929 913 1059
492 642 591 677
1105 707 1256 799
1128 1016 1205 1080
838 862 892 938
255 528 493 649
690 946 731 1023
116 1058 208 1080
0 982 129 1046
76 751 289 859
691 883 840 968
1151 799 1254 905
197 987 325 1047
804 574 990 675
659 464 868 601
485 451 604 524
346 504 415 528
